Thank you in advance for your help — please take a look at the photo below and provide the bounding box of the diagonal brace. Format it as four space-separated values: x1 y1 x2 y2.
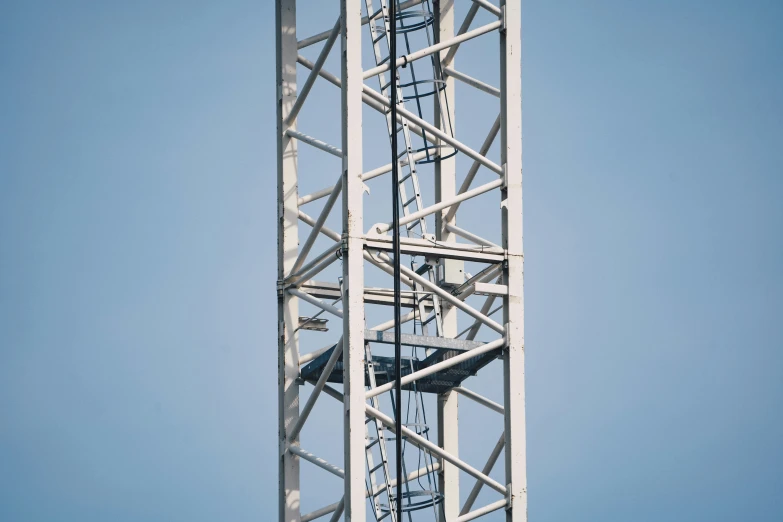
286 17 341 125
288 337 343 441
366 337 505 399
365 404 508 495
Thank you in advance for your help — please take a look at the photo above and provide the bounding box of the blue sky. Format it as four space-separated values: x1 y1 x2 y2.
1 1 781 521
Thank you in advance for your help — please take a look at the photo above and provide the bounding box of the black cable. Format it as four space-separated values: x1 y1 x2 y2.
389 1 403 520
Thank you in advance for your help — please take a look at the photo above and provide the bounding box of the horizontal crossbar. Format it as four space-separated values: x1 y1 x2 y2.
363 21 501 80
366 337 505 399
288 445 344 479
365 330 484 351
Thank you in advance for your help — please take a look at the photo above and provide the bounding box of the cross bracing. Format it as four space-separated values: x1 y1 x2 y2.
277 1 525 521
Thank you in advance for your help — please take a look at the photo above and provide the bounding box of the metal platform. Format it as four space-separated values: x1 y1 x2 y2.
301 336 499 395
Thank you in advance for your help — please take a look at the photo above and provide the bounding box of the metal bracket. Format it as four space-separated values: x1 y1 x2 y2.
500 5 507 33
277 279 285 299
299 316 329 332
369 223 391 238
282 441 298 458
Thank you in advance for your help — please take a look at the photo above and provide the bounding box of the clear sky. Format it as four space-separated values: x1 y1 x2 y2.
1 1 782 521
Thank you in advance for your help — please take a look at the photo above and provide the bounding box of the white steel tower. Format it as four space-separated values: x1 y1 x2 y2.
277 1 525 520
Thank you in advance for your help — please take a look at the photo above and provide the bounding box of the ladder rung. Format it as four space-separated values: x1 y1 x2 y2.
373 31 386 44
369 6 385 21
369 461 385 473
399 172 412 182
403 195 417 207
379 54 391 66
366 438 379 449
382 78 401 92
406 220 421 230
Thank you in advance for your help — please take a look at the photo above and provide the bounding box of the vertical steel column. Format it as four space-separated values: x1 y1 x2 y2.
437 391 459 520
341 0 366 520
500 1 527 521
434 1 460 520
276 1 300 521
389 2 404 520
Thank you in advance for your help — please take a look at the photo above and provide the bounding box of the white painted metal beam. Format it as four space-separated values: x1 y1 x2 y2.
298 210 415 288
305 463 442 522
444 66 501 98
340 1 365 520
288 445 345 479
436 6 461 502
454 387 504 415
472 0 502 18
288 288 344 319
445 223 501 249
365 404 508 496
475 282 509 296
366 337 505 399
364 236 504 263
363 20 501 80
286 17 341 125
290 247 341 288
299 150 430 207
285 129 342 157
500 1 527 519
276 0 300 519
374 178 503 234
301 501 342 522
389 258 505 334
461 432 506 515
456 499 509 522
288 338 343 441
442 2 480 67
296 55 430 140
291 177 341 275
287 243 340 282
443 114 501 223
296 0 426 49
298 342 336 366
363 85 504 175
368 310 417 332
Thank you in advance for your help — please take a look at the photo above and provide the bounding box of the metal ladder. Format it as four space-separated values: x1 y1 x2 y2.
363 0 443 337
364 342 397 521
362 2 448 518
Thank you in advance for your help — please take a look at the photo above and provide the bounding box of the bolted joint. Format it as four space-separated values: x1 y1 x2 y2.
276 279 285 299
282 441 295 458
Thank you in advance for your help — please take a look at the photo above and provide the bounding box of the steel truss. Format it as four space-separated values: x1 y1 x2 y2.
277 1 525 520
